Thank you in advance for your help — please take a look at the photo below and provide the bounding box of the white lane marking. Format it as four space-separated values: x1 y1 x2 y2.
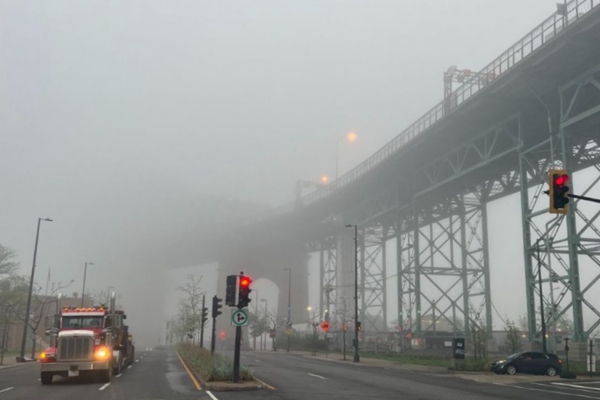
308 373 326 380
551 382 600 391
206 390 219 400
116 373 122 378
241 356 246 359
99 383 111 391
135 360 139 363
127 365 132 369
508 384 599 399
254 359 261 363
0 388 14 394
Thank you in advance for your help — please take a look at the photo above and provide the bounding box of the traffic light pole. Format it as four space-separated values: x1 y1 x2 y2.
233 325 242 383
537 240 548 354
211 295 222 355
211 315 216 354
200 295 205 348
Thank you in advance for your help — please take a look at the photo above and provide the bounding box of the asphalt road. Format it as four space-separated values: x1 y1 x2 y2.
218 351 600 400
0 348 212 400
2 348 600 400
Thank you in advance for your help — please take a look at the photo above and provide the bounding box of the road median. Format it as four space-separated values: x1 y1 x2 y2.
175 343 263 391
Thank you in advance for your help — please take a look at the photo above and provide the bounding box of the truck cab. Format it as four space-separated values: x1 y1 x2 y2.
40 294 134 385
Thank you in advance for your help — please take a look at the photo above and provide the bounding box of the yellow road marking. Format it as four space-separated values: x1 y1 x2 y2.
256 378 276 390
176 351 202 390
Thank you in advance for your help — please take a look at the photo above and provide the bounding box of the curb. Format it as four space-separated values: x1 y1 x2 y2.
176 351 263 392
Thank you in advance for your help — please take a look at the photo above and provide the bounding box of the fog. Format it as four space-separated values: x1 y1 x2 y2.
1 1 563 345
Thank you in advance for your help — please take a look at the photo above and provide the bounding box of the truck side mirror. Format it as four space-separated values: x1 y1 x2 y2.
122 314 127 320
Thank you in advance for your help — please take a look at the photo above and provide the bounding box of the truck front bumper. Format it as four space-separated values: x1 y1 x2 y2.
41 361 110 374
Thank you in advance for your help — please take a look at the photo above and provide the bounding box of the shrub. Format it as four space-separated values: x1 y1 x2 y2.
175 342 253 382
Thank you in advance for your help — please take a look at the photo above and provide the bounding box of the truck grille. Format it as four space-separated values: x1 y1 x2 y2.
57 336 93 361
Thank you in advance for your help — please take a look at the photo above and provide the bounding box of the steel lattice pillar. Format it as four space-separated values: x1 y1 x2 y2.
358 225 389 333
520 63 600 346
397 192 492 338
318 239 337 323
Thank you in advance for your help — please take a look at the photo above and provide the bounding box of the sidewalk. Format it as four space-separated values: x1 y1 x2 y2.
0 353 24 370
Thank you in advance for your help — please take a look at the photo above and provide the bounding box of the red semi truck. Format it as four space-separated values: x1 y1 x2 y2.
39 293 134 384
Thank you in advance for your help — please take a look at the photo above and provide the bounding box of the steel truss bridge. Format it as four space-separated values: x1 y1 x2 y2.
216 0 600 354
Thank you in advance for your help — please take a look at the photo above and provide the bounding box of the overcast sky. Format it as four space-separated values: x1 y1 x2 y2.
2 1 580 343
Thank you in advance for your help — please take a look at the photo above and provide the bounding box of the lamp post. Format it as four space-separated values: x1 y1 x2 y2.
253 290 259 351
81 262 95 307
346 224 360 362
336 132 358 181
261 299 268 350
20 217 53 362
284 268 292 352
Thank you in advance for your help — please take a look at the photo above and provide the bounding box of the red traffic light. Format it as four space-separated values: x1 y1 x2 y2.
240 276 252 287
555 174 569 186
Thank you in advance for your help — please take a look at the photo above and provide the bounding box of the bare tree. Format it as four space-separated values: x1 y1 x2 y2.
504 318 522 355
0 245 19 277
176 274 204 344
10 281 74 358
88 290 123 308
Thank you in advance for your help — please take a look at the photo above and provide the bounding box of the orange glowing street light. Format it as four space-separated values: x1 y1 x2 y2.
337 131 358 180
320 175 330 185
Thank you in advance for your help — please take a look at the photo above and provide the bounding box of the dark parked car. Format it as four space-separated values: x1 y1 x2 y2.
491 351 562 376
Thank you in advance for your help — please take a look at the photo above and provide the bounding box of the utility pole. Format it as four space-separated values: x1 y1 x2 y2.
284 268 292 353
346 224 360 362
20 217 52 362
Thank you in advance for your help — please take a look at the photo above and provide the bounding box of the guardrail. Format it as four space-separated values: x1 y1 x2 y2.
251 0 600 223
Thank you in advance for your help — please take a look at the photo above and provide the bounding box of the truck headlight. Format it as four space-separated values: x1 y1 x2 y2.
94 346 111 360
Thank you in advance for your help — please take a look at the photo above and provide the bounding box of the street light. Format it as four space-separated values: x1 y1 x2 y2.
283 268 292 353
20 217 53 362
81 262 95 307
346 223 360 362
336 131 358 181
253 290 259 351
261 299 268 351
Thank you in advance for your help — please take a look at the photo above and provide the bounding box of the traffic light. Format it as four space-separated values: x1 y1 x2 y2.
225 275 237 306
549 169 570 214
238 275 252 309
212 296 223 319
202 307 208 325
356 321 362 331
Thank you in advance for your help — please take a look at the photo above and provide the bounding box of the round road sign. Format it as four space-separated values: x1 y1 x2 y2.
231 309 249 327
320 321 331 332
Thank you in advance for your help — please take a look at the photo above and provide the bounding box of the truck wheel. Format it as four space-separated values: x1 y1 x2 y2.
41 372 53 385
100 367 112 383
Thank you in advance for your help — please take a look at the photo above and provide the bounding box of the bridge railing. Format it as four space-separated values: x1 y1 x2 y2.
251 0 600 223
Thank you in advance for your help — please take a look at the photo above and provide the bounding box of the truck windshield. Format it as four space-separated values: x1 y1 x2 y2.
62 316 103 329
